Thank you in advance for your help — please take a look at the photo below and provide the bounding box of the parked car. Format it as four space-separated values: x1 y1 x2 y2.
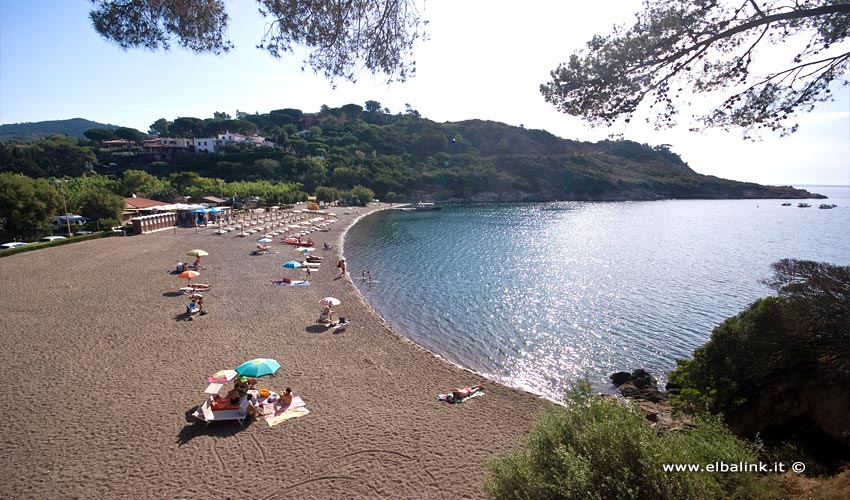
40 236 67 242
1 242 28 250
74 231 93 236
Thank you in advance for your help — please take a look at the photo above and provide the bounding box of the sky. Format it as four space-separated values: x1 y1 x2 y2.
1 0 848 185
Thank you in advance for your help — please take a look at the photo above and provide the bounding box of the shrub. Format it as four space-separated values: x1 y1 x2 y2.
483 379 781 500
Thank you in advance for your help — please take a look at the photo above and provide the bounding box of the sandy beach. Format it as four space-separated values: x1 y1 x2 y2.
0 205 552 499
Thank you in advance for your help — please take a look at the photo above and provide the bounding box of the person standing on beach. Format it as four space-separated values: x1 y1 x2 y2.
338 257 346 277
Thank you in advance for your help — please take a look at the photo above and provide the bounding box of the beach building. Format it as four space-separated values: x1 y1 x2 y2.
122 196 170 224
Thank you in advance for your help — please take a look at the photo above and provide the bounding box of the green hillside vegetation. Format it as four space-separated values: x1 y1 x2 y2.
0 105 821 203
0 118 118 142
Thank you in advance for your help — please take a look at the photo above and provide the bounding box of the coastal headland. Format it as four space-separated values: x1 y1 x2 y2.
0 204 552 499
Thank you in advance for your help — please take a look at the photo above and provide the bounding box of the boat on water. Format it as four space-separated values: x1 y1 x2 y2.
819 203 838 209
798 203 811 208
415 201 442 211
781 202 792 206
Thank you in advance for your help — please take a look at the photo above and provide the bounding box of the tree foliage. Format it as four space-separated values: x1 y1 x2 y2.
77 186 125 221
669 259 849 423
0 173 63 241
113 126 147 143
540 0 850 137
484 378 779 500
89 0 426 83
84 128 116 142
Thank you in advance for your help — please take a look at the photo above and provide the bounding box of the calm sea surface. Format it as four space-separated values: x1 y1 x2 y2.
344 186 850 400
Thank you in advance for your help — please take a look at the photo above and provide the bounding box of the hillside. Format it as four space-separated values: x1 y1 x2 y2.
0 118 118 141
0 110 822 201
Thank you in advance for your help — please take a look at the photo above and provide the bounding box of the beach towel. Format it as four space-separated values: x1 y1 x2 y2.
260 396 309 427
437 390 484 404
272 280 310 286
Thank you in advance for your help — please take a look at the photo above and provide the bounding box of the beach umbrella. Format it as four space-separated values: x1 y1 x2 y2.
207 369 238 383
235 358 281 378
178 270 200 282
258 238 272 243
282 261 302 268
296 246 314 253
186 249 209 257
319 297 341 307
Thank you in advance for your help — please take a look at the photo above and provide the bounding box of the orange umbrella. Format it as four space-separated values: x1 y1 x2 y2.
178 270 200 283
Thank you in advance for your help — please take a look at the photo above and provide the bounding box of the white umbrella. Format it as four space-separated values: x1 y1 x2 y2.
319 297 341 307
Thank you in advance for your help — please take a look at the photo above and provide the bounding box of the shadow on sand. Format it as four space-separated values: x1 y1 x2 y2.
176 407 256 446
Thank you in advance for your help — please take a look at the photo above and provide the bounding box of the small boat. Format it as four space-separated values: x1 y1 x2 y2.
282 237 315 246
818 204 837 209
781 202 792 206
797 203 811 208
415 201 442 211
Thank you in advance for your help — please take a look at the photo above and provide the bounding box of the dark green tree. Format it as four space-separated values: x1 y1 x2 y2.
84 128 116 142
170 117 206 137
349 185 375 206
113 126 147 144
364 100 383 113
38 135 97 177
541 1 850 137
77 186 125 221
314 186 340 204
121 169 169 197
89 0 425 83
149 118 172 137
0 173 63 241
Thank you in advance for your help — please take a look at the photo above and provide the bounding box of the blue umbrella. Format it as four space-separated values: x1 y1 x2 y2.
258 237 273 243
235 358 281 378
282 260 302 268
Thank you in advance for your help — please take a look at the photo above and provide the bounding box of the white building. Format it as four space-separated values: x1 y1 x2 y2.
193 132 273 153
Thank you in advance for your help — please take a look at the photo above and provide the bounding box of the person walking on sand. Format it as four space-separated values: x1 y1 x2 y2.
337 257 346 277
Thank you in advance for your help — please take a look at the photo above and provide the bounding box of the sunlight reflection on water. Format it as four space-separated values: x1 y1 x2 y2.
346 189 850 401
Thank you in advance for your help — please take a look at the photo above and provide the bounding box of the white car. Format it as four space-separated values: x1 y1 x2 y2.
1 242 28 250
40 236 67 242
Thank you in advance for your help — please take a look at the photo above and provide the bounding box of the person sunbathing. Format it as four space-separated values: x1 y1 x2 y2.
276 388 293 410
211 387 242 409
446 385 484 403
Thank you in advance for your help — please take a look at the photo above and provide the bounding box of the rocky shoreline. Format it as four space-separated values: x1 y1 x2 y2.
609 369 690 432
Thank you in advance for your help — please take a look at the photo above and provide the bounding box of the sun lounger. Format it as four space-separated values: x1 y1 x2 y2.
192 397 248 426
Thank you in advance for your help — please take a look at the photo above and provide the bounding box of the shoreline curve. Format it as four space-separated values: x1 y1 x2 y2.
0 203 553 500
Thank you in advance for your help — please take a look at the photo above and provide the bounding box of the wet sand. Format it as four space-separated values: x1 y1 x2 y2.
0 205 552 499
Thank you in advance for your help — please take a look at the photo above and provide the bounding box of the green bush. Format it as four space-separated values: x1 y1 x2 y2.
483 379 781 500
668 260 850 418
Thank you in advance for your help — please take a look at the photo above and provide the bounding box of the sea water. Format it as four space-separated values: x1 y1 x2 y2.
344 186 850 401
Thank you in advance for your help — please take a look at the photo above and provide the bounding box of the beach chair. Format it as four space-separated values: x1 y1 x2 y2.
192 398 247 426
